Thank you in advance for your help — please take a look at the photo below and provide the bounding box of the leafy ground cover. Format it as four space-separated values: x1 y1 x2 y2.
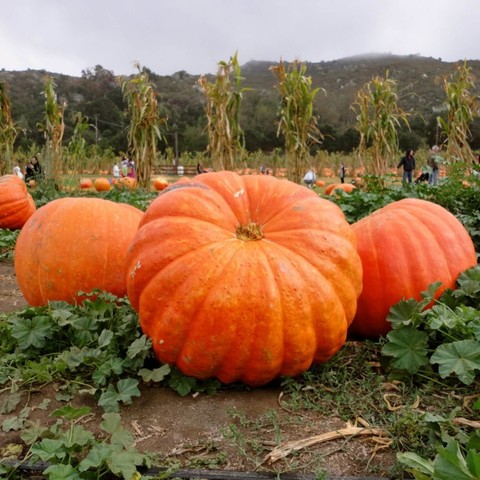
0 173 479 479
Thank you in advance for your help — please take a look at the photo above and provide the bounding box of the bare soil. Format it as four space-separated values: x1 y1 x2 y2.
0 258 395 478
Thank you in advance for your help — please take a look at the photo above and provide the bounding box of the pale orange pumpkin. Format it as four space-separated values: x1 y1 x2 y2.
79 178 93 189
349 198 477 339
14 197 143 306
325 183 356 195
126 171 363 386
153 177 169 191
0 174 36 230
94 177 111 191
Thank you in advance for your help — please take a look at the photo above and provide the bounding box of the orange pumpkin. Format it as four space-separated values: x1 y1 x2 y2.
126 171 362 386
0 174 36 230
315 179 325 187
114 177 137 189
153 177 169 191
14 197 143 306
79 178 93 189
325 183 356 195
349 198 477 339
94 177 111 192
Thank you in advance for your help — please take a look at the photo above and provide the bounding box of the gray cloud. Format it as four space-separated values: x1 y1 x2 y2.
1 0 478 77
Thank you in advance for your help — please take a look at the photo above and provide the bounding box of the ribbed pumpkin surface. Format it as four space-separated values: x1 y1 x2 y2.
15 197 143 305
0 174 36 230
349 198 477 339
126 171 363 386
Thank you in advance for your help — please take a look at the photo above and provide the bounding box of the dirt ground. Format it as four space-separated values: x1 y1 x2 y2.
0 258 395 478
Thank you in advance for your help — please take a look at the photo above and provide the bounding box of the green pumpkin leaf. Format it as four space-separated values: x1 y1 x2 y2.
107 450 149 479
382 326 430 373
101 412 134 446
387 299 423 328
10 316 54 349
139 364 170 383
52 405 91 421
31 438 67 461
98 329 114 348
78 443 113 471
430 340 480 385
397 451 434 476
98 379 140 412
43 463 81 480
433 440 474 480
127 335 152 358
466 449 480 478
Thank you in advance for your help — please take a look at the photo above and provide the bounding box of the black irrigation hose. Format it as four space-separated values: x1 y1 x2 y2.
1 460 391 480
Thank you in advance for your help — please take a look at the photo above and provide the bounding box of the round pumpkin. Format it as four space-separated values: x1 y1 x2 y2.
0 174 36 230
14 197 143 306
94 177 111 192
153 177 169 191
79 178 93 189
126 171 362 386
349 198 478 339
315 179 325 187
325 183 356 195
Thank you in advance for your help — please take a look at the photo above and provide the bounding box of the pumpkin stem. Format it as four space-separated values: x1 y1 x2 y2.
236 222 264 241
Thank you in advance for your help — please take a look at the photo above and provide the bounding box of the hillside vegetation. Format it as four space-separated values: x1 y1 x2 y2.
1 53 480 156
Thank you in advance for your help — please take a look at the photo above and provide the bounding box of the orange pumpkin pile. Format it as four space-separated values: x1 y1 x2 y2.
0 174 36 230
14 197 143 306
126 171 363 386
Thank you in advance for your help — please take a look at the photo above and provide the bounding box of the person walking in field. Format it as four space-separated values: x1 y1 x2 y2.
397 149 416 184
338 163 346 183
428 145 443 185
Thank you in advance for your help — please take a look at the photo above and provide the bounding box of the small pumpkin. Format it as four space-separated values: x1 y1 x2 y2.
315 179 325 187
0 174 36 230
325 183 356 195
94 177 111 192
349 198 477 339
153 177 169 191
79 178 93 189
14 197 143 306
126 171 362 386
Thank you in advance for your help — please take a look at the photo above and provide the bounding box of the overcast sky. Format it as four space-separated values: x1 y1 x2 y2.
1 0 478 77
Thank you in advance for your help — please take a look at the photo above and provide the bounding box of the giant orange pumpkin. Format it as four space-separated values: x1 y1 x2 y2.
349 198 477 339
0 174 36 230
126 171 363 386
15 197 143 306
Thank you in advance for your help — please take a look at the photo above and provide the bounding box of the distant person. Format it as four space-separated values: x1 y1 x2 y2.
428 145 443 185
127 160 136 178
121 156 129 177
196 162 208 174
13 166 23 180
112 162 120 178
259 164 270 175
24 161 35 182
31 156 43 180
303 168 316 188
397 149 416 184
338 163 346 183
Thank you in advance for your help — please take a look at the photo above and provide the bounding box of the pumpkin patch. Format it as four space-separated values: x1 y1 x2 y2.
126 171 363 386
349 198 478 339
14 197 143 306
